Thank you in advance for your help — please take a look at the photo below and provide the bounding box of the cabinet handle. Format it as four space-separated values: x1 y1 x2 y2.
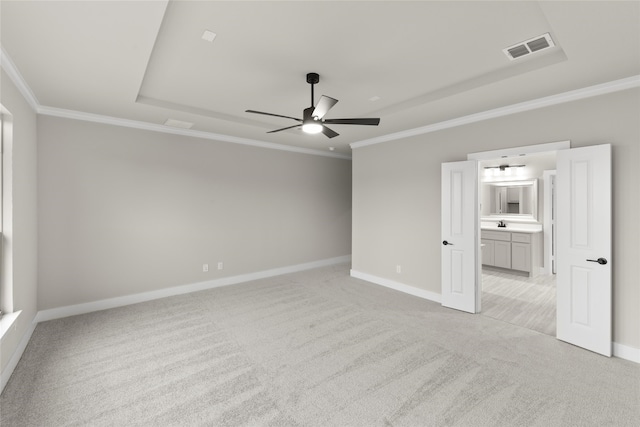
586 257 607 265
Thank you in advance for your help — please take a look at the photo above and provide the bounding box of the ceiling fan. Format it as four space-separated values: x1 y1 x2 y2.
246 73 380 139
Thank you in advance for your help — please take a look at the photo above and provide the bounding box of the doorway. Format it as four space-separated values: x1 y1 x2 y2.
477 150 557 336
442 141 612 356
481 268 556 335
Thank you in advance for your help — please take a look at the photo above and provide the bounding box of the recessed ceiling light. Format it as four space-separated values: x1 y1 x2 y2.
369 96 381 102
329 147 335 151
202 30 217 43
164 119 194 129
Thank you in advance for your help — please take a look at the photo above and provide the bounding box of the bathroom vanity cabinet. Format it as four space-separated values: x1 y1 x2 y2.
481 228 541 276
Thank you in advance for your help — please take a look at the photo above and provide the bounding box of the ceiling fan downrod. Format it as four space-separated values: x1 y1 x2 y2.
307 72 319 108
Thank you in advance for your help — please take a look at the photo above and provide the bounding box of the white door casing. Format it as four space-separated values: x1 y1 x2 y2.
556 144 612 356
441 160 478 313
542 170 557 275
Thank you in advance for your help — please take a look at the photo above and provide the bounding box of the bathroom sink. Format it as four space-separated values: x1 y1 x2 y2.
481 224 542 233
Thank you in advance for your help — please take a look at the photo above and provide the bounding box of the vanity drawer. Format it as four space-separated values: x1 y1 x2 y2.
511 232 531 243
481 230 511 241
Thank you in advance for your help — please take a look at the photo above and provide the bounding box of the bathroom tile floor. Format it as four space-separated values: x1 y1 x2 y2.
481 268 556 336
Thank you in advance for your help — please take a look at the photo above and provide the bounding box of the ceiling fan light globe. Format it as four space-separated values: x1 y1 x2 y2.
302 123 323 134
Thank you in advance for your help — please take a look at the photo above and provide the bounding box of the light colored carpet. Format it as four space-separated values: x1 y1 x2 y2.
481 269 556 336
1 264 638 426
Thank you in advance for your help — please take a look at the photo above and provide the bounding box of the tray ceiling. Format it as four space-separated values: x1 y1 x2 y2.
2 1 639 156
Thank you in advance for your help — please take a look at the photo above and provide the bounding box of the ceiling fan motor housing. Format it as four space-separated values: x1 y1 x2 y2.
303 106 317 122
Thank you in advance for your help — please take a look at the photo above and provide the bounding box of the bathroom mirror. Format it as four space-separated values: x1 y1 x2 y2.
481 179 538 220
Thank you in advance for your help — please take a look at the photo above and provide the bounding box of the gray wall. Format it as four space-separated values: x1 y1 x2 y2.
352 88 640 349
38 116 352 309
0 70 38 374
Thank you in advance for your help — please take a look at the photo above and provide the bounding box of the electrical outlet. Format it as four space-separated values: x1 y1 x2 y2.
217 262 223 270
396 265 402 274
203 264 209 272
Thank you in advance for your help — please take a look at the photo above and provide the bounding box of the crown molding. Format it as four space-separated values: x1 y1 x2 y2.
0 47 40 111
37 106 352 160
0 46 350 160
350 75 640 149
4 42 638 158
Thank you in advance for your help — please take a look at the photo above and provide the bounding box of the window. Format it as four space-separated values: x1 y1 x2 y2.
0 111 4 316
0 106 8 317
0 104 20 340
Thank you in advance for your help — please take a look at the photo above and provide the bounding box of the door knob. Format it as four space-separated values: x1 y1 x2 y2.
442 240 453 246
586 257 608 265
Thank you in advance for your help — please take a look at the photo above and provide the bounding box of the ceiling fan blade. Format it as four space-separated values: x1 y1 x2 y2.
323 118 380 126
267 124 302 134
312 95 338 119
246 110 302 122
322 125 339 139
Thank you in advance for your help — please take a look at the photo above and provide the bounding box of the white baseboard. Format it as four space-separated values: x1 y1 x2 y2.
613 342 640 363
350 269 442 303
36 255 351 323
8 257 637 393
349 270 640 364
1 319 36 395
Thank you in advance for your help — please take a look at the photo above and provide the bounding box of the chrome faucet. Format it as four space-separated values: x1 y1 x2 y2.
497 220 507 228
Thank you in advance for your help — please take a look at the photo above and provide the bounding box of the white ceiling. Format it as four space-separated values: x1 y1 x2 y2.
2 1 639 156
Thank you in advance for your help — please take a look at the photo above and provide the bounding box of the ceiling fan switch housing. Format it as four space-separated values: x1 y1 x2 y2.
306 73 320 84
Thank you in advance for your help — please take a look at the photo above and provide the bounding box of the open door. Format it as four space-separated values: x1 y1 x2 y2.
441 160 478 313
556 144 611 356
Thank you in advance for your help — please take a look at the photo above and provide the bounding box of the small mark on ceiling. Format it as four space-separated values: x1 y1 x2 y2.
202 30 217 43
164 119 194 129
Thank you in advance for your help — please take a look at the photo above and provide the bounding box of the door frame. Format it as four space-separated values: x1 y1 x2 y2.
542 170 556 275
467 140 569 325
467 141 570 163
445 140 613 357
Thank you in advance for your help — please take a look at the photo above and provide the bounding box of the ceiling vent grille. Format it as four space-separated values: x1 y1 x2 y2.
503 33 555 60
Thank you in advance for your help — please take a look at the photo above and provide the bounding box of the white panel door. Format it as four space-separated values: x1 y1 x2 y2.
557 144 611 356
441 160 478 313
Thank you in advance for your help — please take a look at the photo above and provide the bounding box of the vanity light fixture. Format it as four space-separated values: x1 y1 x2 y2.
484 164 525 177
484 164 525 171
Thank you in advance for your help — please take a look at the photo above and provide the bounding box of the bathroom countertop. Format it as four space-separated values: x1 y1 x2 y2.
481 224 542 233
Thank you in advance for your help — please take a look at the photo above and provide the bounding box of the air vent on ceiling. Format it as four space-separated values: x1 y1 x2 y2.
503 33 555 61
